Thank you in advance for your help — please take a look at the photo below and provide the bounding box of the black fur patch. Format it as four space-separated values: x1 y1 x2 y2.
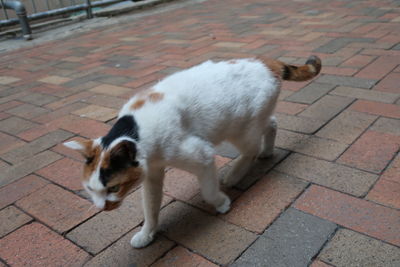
101 115 139 149
282 65 291 80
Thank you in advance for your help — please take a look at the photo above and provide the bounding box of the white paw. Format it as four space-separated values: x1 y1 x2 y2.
216 194 231 214
130 230 154 248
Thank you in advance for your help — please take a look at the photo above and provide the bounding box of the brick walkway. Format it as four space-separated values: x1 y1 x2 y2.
1 0 400 266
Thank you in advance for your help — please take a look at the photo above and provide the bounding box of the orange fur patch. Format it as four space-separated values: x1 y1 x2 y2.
131 99 146 110
83 145 101 181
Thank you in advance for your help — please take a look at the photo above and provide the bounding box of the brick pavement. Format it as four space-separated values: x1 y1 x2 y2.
0 0 400 266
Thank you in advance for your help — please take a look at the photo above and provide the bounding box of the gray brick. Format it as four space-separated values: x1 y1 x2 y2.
1 130 73 164
0 117 38 135
316 75 377 89
314 37 374 53
320 229 400 267
370 117 400 136
276 113 326 134
1 151 62 187
0 206 32 238
159 201 257 265
299 95 354 122
275 153 378 196
6 104 48 119
285 83 336 104
232 208 336 267
20 93 58 106
330 86 399 104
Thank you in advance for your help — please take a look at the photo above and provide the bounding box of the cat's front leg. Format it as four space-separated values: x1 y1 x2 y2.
131 167 164 248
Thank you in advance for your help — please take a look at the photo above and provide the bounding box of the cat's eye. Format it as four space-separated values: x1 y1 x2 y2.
107 185 120 193
85 156 94 165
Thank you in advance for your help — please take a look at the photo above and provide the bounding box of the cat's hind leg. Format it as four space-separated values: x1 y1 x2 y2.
176 136 231 213
131 167 164 248
258 115 277 159
221 131 262 187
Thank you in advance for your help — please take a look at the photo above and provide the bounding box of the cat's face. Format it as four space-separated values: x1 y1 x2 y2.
63 138 142 211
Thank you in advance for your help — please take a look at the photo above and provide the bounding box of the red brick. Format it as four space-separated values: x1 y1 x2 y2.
374 73 400 93
0 223 90 267
367 155 400 209
50 114 111 138
16 184 96 233
321 66 358 76
35 158 83 190
0 175 48 209
276 101 308 115
294 185 400 247
0 101 22 112
338 131 400 173
355 56 400 80
310 260 331 267
221 171 307 233
350 100 400 119
152 246 218 267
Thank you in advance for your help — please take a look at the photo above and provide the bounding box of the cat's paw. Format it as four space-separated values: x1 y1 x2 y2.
216 194 231 214
130 231 154 248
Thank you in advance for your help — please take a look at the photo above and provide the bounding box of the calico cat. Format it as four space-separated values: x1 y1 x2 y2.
64 55 321 248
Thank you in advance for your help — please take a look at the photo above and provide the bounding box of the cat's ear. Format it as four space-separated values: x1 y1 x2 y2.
109 140 139 168
63 139 93 156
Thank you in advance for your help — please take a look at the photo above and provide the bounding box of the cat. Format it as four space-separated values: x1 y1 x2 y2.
63 55 321 248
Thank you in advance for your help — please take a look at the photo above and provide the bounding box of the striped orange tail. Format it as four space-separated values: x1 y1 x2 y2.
264 55 322 82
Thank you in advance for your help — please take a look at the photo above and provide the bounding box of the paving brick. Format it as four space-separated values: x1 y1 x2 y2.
338 130 400 173
50 114 111 138
0 100 22 112
221 171 307 233
1 130 73 164
35 157 83 190
341 54 375 68
152 246 218 267
294 185 400 246
85 227 174 267
276 129 348 161
0 206 32 238
67 189 172 254
159 201 257 265
356 56 400 80
72 104 118 122
316 75 377 89
0 223 90 267
275 113 326 134
232 208 336 267
19 93 58 106
90 84 132 96
314 37 374 53
350 100 400 119
16 184 96 233
370 117 400 137
299 95 354 122
0 175 48 209
1 150 62 187
38 75 72 85
330 86 399 104
316 110 377 144
374 72 400 94
0 132 26 154
319 229 400 267
45 91 93 110
367 155 400 209
276 153 378 196
6 103 48 119
275 101 308 115
310 260 331 267
285 83 336 104
86 94 126 109
0 76 20 85
0 116 38 135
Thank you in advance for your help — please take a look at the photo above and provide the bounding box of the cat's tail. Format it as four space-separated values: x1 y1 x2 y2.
265 55 322 82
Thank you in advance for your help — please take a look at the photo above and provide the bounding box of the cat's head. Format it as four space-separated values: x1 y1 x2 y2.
63 137 142 211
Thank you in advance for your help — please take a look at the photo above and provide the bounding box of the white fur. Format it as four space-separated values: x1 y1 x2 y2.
63 140 85 151
121 59 280 248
